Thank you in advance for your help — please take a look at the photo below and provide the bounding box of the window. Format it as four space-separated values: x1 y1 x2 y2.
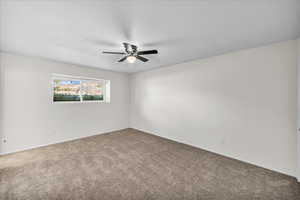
52 74 110 103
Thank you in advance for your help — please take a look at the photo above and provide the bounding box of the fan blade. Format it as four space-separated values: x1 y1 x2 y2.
103 51 125 55
137 50 158 55
136 55 149 62
118 56 127 62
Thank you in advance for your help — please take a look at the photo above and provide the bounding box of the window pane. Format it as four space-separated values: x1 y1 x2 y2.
53 79 81 102
81 80 104 101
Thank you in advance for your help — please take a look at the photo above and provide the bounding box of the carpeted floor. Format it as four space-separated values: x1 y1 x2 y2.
0 129 299 200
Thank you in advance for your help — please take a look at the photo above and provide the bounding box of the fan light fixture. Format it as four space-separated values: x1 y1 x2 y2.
127 56 136 63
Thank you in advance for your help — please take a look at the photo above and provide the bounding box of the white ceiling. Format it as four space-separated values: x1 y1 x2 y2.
1 0 300 73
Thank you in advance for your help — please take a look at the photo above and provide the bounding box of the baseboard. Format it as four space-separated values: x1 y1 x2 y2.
2 126 298 182
131 127 297 180
0 127 129 156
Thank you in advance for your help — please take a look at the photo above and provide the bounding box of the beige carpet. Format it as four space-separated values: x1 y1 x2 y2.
0 128 299 200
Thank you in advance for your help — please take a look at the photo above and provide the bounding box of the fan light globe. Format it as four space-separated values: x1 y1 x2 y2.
127 56 136 63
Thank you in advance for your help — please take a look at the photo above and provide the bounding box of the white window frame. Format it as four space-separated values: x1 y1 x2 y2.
52 73 110 104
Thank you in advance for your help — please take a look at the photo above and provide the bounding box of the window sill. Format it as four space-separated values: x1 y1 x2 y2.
52 100 110 104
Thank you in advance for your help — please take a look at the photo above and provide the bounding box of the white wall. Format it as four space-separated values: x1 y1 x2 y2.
297 38 300 181
130 40 298 177
0 53 130 154
0 53 4 154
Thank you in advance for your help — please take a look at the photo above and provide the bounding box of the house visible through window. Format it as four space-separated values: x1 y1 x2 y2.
52 74 110 103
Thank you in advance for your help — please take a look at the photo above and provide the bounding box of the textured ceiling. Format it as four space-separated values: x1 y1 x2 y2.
1 0 300 73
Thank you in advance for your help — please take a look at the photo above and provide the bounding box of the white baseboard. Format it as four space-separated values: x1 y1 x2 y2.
131 126 297 180
1 126 298 183
0 127 129 156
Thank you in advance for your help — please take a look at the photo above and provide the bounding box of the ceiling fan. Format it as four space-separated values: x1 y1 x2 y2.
103 42 158 63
